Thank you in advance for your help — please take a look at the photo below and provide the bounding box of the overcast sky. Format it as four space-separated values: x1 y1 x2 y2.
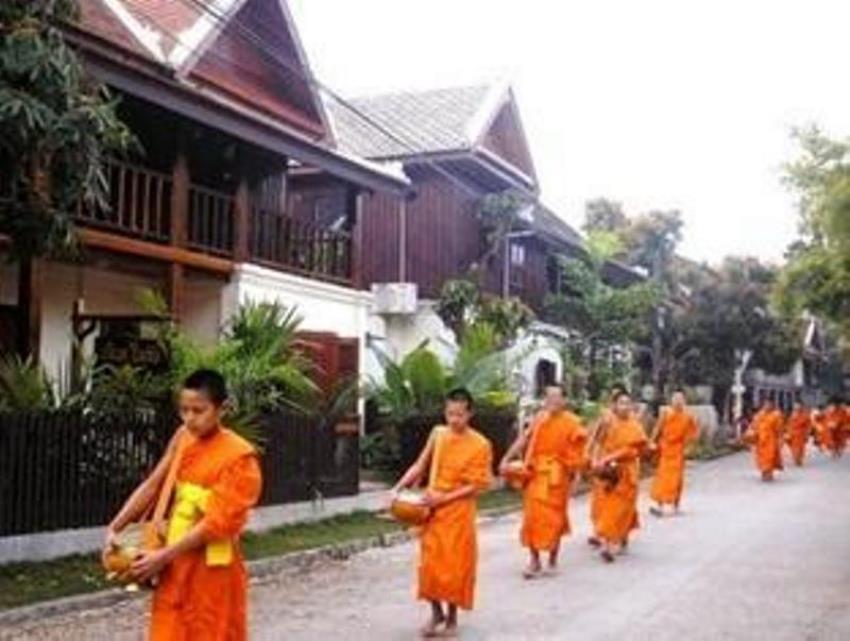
289 0 850 265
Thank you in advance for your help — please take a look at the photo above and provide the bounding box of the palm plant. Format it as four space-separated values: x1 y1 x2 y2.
0 354 54 412
167 301 318 443
367 321 520 424
135 291 319 444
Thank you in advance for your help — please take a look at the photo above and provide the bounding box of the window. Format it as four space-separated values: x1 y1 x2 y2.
510 243 526 266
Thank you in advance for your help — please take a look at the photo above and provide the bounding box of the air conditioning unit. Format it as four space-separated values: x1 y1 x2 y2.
372 283 418 315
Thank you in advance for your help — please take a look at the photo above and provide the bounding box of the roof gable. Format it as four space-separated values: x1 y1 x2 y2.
330 82 538 191
78 0 330 140
477 95 537 182
189 0 328 139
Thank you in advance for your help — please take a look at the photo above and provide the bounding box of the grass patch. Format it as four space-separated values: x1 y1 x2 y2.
687 440 742 461
242 511 401 560
0 489 523 612
478 487 522 512
0 553 109 611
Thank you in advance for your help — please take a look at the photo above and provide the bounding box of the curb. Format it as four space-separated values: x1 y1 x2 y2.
0 505 522 627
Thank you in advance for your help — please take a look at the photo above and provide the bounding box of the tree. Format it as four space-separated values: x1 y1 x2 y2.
436 279 534 349
775 125 850 342
583 197 628 234
673 257 802 415
467 190 530 288
1 1 134 356
0 1 135 256
584 201 685 400
545 234 660 399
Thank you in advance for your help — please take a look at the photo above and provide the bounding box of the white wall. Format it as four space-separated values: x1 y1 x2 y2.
182 274 225 345
229 263 372 336
509 328 565 402
36 262 223 382
39 261 162 382
364 302 459 384
366 306 566 405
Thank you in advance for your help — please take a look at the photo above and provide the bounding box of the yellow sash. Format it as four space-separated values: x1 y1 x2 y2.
527 455 567 500
166 482 234 566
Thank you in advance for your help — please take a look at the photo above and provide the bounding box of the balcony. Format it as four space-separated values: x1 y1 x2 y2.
73 160 355 285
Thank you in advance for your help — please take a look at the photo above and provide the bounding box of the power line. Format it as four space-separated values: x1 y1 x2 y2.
169 0 492 197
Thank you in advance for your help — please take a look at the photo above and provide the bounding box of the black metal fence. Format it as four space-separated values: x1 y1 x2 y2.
0 411 359 537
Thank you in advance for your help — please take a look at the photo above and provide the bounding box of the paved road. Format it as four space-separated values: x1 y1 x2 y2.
4 451 850 641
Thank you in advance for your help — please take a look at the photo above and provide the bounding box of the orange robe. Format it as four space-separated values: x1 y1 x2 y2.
813 412 833 451
150 428 262 641
830 407 848 455
649 409 698 506
520 411 587 551
418 427 492 610
594 417 648 545
748 409 784 474
785 409 811 466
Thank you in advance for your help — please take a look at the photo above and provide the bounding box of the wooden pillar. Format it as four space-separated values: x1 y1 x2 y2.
167 263 185 324
233 176 251 263
168 138 189 322
16 257 43 360
398 197 407 282
350 187 364 289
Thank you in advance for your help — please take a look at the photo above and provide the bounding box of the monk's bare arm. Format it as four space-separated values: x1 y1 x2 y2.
107 431 180 535
393 435 435 492
130 519 206 583
599 446 639 466
429 483 478 508
500 427 530 468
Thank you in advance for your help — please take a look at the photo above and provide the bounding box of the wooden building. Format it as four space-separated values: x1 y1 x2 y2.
0 0 410 387
326 82 642 396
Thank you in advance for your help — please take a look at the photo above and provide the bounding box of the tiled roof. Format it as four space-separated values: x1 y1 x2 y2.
329 85 492 159
529 205 584 250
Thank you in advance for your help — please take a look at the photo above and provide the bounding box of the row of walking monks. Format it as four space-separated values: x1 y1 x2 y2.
395 387 850 638
742 396 849 481
106 369 847 640
392 385 702 638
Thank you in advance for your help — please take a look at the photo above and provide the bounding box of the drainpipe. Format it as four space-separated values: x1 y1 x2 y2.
398 199 407 282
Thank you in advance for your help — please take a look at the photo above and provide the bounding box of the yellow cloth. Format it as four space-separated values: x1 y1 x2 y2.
166 482 233 567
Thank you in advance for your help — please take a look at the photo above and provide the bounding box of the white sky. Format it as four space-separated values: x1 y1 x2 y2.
289 0 850 265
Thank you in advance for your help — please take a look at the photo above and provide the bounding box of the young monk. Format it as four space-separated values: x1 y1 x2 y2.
587 385 627 550
591 390 648 563
785 401 812 467
824 398 847 458
499 385 587 579
104 369 263 641
744 398 785 482
392 388 493 638
649 390 700 517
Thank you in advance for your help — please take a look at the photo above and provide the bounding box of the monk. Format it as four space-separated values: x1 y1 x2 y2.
824 399 847 458
785 401 812 466
648 390 699 517
590 390 648 563
499 385 587 579
745 398 785 481
587 385 627 550
392 387 493 638
104 369 262 641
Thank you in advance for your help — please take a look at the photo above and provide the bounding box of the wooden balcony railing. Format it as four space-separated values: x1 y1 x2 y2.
251 207 352 284
75 160 172 244
67 160 354 284
187 185 235 257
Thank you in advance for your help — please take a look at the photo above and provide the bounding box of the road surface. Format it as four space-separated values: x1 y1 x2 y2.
3 450 850 641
